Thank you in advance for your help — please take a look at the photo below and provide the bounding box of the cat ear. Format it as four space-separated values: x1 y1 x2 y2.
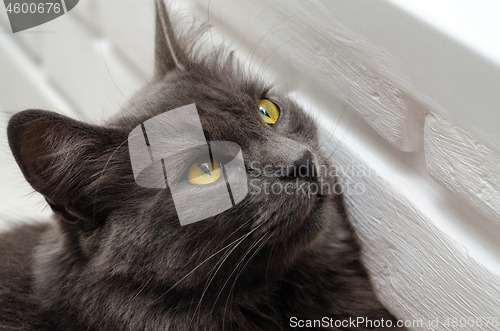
154 0 185 77
7 110 120 227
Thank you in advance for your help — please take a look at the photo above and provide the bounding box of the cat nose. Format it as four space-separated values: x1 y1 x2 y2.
288 150 317 181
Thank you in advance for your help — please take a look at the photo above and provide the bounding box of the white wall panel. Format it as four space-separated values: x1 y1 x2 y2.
96 0 155 79
316 108 500 330
41 6 144 122
425 113 500 224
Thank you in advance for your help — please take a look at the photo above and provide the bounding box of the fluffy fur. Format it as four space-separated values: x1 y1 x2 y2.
1 1 406 330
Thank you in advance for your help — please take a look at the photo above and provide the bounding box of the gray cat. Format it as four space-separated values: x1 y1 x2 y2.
0 1 406 330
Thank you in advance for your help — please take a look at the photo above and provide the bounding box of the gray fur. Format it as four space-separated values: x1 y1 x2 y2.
1 1 406 330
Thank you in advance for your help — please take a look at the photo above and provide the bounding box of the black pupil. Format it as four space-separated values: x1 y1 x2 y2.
259 106 270 118
198 163 212 175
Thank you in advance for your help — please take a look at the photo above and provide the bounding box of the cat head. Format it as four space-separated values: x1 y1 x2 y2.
8 0 339 288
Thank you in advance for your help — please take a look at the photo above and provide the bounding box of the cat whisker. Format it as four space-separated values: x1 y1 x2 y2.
189 215 271 321
215 0 225 46
152 232 243 305
215 228 272 310
318 88 351 151
207 0 217 55
237 3 274 53
198 213 261 290
86 0 131 106
152 212 265 304
188 241 243 325
221 227 277 330
197 234 247 306
327 113 355 160
244 1 341 69
127 275 153 305
254 31 319 80
265 231 278 303
211 208 257 251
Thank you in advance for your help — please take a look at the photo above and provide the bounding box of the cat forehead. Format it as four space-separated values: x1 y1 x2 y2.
169 69 265 98
116 83 266 141
144 75 264 113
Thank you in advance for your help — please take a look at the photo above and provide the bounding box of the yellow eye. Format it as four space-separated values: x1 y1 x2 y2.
258 99 280 125
187 158 222 185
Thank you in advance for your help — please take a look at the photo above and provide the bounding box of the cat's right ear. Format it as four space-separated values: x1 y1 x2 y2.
154 0 185 77
7 110 122 228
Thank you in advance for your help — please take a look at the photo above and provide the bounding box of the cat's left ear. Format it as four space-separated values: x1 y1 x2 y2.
154 0 185 77
8 109 122 227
